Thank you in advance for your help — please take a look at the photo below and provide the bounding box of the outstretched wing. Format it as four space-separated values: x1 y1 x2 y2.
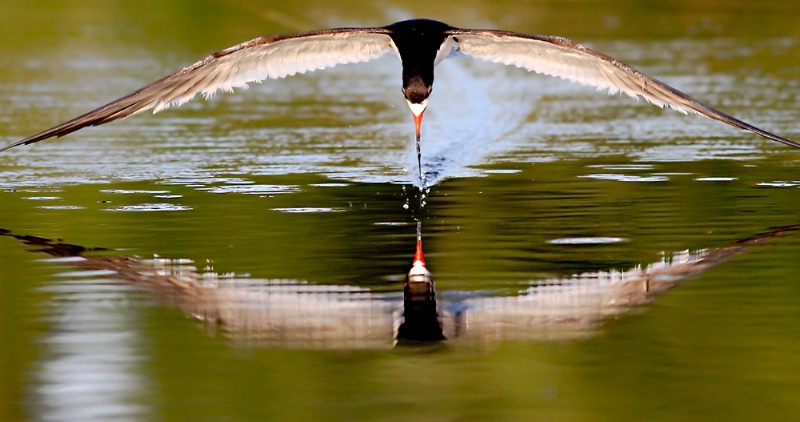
447 29 800 148
2 28 394 152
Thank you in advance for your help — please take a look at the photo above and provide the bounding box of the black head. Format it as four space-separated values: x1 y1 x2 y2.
402 76 432 105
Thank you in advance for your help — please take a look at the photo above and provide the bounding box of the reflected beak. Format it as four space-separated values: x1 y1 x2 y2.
407 241 431 285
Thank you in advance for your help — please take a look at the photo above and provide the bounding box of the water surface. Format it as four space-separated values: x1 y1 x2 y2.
2 1 800 421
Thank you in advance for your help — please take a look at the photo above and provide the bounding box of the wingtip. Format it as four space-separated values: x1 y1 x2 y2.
0 139 29 153
773 136 800 149
0 131 61 152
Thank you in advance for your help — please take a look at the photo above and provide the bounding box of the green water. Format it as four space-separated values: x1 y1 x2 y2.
2 1 800 421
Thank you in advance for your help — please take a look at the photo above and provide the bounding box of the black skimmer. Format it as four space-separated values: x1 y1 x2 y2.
2 19 798 180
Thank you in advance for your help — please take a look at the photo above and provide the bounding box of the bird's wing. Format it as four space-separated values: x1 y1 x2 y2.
2 28 394 151
448 29 799 148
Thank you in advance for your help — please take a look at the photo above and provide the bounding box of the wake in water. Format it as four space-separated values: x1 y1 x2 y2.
414 59 535 187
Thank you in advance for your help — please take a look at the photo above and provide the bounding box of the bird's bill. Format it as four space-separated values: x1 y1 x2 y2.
413 112 424 139
407 100 428 138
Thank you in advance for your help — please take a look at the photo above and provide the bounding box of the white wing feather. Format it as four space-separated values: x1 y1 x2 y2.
5 23 798 151
451 32 693 113
3 30 393 150
151 32 394 112
448 30 799 148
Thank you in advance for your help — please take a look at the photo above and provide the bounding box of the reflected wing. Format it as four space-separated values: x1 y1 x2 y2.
3 224 798 347
2 28 394 151
448 29 800 148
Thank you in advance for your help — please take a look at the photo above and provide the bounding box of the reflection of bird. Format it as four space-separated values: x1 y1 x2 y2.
3 19 797 179
4 225 798 348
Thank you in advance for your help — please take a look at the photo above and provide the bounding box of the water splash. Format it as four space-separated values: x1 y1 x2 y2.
416 60 534 187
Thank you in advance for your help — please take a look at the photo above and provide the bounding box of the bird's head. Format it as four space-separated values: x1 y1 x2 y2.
402 78 432 139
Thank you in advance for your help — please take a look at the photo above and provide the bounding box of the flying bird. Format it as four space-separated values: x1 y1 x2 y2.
2 18 797 180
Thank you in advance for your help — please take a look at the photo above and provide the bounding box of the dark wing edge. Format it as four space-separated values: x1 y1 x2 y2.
447 28 800 149
2 27 394 152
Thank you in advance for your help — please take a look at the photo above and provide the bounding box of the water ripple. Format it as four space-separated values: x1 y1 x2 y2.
578 173 669 182
203 184 300 195
104 203 192 212
757 181 800 187
547 237 628 245
272 207 345 213
99 189 171 195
